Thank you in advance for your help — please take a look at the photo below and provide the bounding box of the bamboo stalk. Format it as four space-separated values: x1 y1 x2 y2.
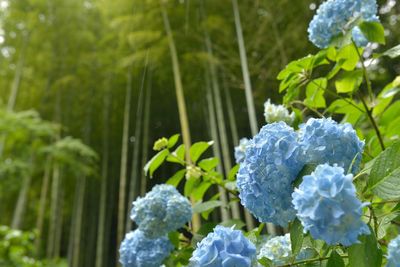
205 71 231 222
95 78 111 267
126 53 149 231
117 68 133 247
160 2 201 231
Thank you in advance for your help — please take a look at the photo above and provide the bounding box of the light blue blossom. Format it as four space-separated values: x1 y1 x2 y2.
308 0 379 48
257 234 291 265
263 99 295 125
299 118 364 174
292 164 370 246
387 235 400 267
234 138 250 164
190 225 256 267
237 122 304 226
119 230 173 267
257 234 314 266
130 184 192 238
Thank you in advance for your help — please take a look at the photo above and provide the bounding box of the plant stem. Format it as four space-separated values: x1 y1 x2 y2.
351 40 385 150
277 255 348 267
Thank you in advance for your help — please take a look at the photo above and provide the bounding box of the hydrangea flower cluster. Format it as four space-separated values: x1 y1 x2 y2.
257 234 314 266
292 164 370 246
119 230 173 267
263 99 295 125
308 0 379 48
237 122 304 226
257 234 291 265
386 235 400 267
234 138 250 164
189 225 256 267
299 118 364 174
130 184 192 238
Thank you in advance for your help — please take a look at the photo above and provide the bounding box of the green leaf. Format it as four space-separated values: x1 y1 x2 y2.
305 78 327 108
190 141 213 163
192 200 222 213
198 157 219 172
368 141 400 190
166 169 186 187
348 230 382 267
377 212 399 239
258 257 272 267
382 44 400 59
335 70 363 93
168 231 180 248
143 149 169 178
359 21 385 45
228 165 240 181
337 44 361 71
372 167 400 200
290 218 304 256
166 144 185 164
220 219 246 230
192 181 212 201
184 176 201 196
168 134 180 148
327 251 345 267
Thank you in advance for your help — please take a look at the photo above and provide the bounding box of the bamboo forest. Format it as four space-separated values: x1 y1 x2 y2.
1 0 400 266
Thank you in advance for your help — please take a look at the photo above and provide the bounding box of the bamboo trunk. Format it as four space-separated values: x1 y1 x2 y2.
47 163 60 258
35 159 52 255
160 2 201 231
205 71 230 222
126 54 148 230
117 69 133 247
140 70 152 196
95 79 111 267
11 167 33 228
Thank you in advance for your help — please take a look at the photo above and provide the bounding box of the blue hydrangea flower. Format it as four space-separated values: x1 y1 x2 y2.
292 164 370 246
257 234 291 265
387 235 400 267
299 118 364 174
190 225 256 267
237 122 304 226
263 99 295 125
257 234 314 266
235 138 250 164
119 230 173 267
308 0 379 48
130 184 192 238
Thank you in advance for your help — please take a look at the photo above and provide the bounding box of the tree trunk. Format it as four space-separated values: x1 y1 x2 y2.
126 54 149 230
205 69 230 222
95 79 111 267
11 157 34 229
47 163 61 258
117 68 133 247
160 2 201 231
140 70 152 196
35 158 52 255
204 34 241 220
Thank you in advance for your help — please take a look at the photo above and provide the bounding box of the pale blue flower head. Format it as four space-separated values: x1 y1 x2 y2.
387 235 400 267
237 122 304 226
292 164 370 246
130 184 192 238
263 99 295 125
308 0 379 48
190 225 256 267
119 230 173 267
257 234 291 266
299 118 364 174
257 234 313 266
235 138 250 164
